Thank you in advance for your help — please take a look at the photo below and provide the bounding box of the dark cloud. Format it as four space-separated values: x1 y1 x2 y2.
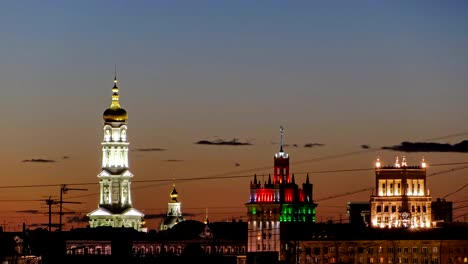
67 216 89 224
361 145 370 149
22 159 56 163
195 139 252 146
235 162 240 167
134 148 166 152
304 143 325 148
62 156 70 159
164 159 183 162
16 210 40 214
382 140 468 153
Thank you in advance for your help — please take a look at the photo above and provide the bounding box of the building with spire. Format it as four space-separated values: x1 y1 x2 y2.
87 75 145 232
370 156 432 228
160 184 185 231
245 127 317 261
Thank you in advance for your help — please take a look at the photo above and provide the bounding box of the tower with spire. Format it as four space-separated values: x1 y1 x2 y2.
87 73 145 232
160 183 185 230
245 127 317 260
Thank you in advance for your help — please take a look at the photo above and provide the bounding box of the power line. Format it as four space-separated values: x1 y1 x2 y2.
315 164 468 202
443 182 468 199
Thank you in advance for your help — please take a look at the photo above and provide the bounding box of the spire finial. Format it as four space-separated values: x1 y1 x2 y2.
280 126 284 152
204 208 209 224
113 64 118 88
421 156 427 168
110 65 121 109
395 156 400 168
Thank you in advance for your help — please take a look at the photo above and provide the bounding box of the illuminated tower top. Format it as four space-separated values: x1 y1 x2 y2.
103 73 128 123
160 183 185 230
274 126 290 184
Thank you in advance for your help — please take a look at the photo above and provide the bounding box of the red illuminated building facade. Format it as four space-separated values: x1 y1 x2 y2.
245 127 317 261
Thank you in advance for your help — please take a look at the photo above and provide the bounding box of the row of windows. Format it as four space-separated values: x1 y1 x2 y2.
132 245 246 256
306 256 441 264
306 246 439 255
376 205 427 213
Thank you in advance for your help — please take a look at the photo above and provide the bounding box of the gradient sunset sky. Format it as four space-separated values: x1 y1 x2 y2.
0 1 467 230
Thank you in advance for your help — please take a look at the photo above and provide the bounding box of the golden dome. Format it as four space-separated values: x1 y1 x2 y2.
103 107 127 122
103 78 128 122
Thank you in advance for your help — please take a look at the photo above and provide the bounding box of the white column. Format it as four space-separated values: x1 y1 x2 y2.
128 182 132 205
99 182 104 204
102 148 106 167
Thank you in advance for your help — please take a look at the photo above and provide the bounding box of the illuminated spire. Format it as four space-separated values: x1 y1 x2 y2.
111 65 121 109
280 126 284 152
170 181 178 202
204 208 210 224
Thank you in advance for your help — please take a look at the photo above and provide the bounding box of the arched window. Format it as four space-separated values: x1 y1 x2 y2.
105 246 111 255
177 246 182 255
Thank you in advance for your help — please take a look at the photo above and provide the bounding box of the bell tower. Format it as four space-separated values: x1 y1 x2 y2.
87 73 145 232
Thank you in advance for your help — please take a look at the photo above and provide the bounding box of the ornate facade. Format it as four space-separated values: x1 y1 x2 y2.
246 127 317 259
370 157 431 229
87 76 145 231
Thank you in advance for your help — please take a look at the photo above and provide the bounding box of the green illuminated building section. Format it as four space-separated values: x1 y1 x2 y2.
279 204 316 223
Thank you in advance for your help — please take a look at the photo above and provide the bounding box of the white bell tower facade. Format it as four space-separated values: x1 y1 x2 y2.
87 75 145 232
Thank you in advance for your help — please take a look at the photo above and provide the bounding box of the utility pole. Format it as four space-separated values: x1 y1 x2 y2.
59 184 87 231
45 197 57 232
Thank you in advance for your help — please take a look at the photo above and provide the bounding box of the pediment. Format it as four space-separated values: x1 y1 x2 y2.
122 208 144 217
87 207 112 216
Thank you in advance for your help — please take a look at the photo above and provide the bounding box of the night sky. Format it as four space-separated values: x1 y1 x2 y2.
0 1 467 230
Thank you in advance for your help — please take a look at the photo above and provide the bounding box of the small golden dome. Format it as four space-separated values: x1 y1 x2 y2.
103 78 128 122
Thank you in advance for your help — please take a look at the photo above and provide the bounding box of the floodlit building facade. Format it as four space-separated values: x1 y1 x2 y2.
370 157 431 229
246 127 317 261
87 75 145 231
